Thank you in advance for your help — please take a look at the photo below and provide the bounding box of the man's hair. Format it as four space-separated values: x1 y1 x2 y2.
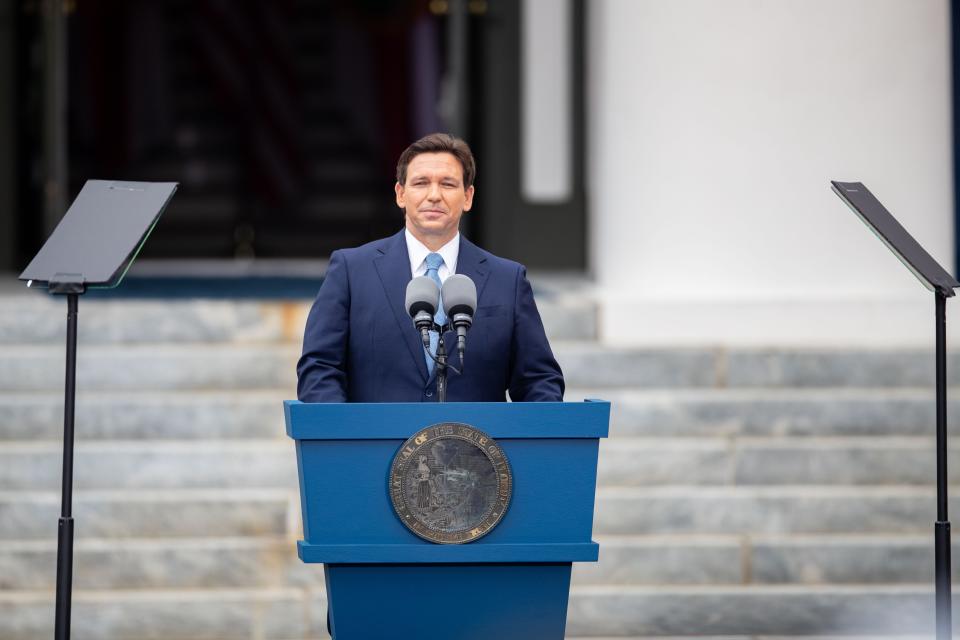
396 133 476 188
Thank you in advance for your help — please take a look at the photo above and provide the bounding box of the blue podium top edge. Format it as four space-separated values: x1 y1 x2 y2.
285 400 610 440
297 541 600 563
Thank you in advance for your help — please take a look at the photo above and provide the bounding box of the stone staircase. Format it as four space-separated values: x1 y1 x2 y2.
0 279 958 638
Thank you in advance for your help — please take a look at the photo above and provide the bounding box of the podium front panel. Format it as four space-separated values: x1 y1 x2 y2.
285 401 608 564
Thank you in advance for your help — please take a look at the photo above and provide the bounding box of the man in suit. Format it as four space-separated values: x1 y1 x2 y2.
297 133 564 403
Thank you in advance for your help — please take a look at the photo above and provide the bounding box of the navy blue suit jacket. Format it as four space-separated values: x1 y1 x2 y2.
297 230 564 403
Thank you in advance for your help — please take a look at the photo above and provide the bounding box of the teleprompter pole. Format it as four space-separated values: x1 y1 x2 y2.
936 289 952 640
829 180 959 636
54 292 79 640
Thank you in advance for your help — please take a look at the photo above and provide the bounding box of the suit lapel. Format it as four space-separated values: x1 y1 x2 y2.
455 235 490 311
374 230 429 382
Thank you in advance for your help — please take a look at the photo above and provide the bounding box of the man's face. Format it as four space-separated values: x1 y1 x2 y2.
396 152 474 247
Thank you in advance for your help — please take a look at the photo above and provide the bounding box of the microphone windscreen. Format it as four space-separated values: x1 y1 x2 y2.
405 276 439 317
442 274 477 316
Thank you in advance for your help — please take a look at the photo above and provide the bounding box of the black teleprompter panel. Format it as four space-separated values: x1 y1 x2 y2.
20 180 177 288
832 180 959 296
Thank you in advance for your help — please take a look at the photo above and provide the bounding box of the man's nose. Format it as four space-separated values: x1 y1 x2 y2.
427 183 441 200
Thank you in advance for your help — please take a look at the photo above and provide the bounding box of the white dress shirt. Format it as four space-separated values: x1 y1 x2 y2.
405 228 460 282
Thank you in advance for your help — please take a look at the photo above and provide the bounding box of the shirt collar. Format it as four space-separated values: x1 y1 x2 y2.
405 228 460 275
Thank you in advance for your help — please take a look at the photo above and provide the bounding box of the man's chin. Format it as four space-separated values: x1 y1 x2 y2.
417 214 448 226
409 218 448 231
406 222 458 244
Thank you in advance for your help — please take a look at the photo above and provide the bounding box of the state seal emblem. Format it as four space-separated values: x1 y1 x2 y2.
389 423 512 544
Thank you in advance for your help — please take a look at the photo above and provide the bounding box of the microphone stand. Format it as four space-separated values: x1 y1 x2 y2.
435 334 448 403
428 320 465 404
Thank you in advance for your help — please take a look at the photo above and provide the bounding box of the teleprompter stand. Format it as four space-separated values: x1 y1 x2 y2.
833 181 960 639
19 180 177 640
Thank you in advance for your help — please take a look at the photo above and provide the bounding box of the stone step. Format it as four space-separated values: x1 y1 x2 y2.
596 437 732 486
579 387 958 437
0 588 328 640
0 289 596 344
564 347 960 389
594 486 941 535
723 349 949 389
8 293 958 390
0 534 732 592
5 339 957 392
4 436 953 490
2 533 953 592
4 535 723 592
730 437 948 486
0 391 289 441
0 299 296 345
575 535 744 586
599 436 957 486
6 486 938 542
3 388 956 442
0 585 951 638
577 534 960 587
0 344 300 392
5 434 952 490
0 441 298 491
0 490 295 540
0 537 320 591
565 585 951 636
556 344 719 388
748 534 948 585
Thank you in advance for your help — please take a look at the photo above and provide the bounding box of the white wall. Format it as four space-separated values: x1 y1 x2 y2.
589 0 954 346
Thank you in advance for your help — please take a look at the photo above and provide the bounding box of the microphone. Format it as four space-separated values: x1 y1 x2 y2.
441 274 477 366
405 276 440 349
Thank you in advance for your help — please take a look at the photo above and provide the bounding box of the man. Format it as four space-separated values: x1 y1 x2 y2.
297 133 563 403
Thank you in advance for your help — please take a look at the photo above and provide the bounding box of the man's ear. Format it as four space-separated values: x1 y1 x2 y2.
395 182 405 209
463 185 475 212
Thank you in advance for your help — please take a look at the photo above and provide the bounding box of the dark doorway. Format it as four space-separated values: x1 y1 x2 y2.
12 0 587 270
62 0 449 260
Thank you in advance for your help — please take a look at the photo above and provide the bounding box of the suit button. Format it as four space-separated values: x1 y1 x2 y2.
425 390 433 398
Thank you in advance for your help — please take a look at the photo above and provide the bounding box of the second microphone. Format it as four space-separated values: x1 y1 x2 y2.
404 274 477 367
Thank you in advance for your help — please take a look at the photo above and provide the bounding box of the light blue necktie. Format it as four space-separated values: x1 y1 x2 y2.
424 252 446 375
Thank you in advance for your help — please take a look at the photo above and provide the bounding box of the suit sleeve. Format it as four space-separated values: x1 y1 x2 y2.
297 250 350 403
507 266 565 402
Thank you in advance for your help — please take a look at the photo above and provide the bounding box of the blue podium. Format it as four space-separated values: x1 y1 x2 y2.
285 400 609 640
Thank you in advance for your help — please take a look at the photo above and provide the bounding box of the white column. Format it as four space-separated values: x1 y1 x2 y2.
588 0 953 346
522 0 573 202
